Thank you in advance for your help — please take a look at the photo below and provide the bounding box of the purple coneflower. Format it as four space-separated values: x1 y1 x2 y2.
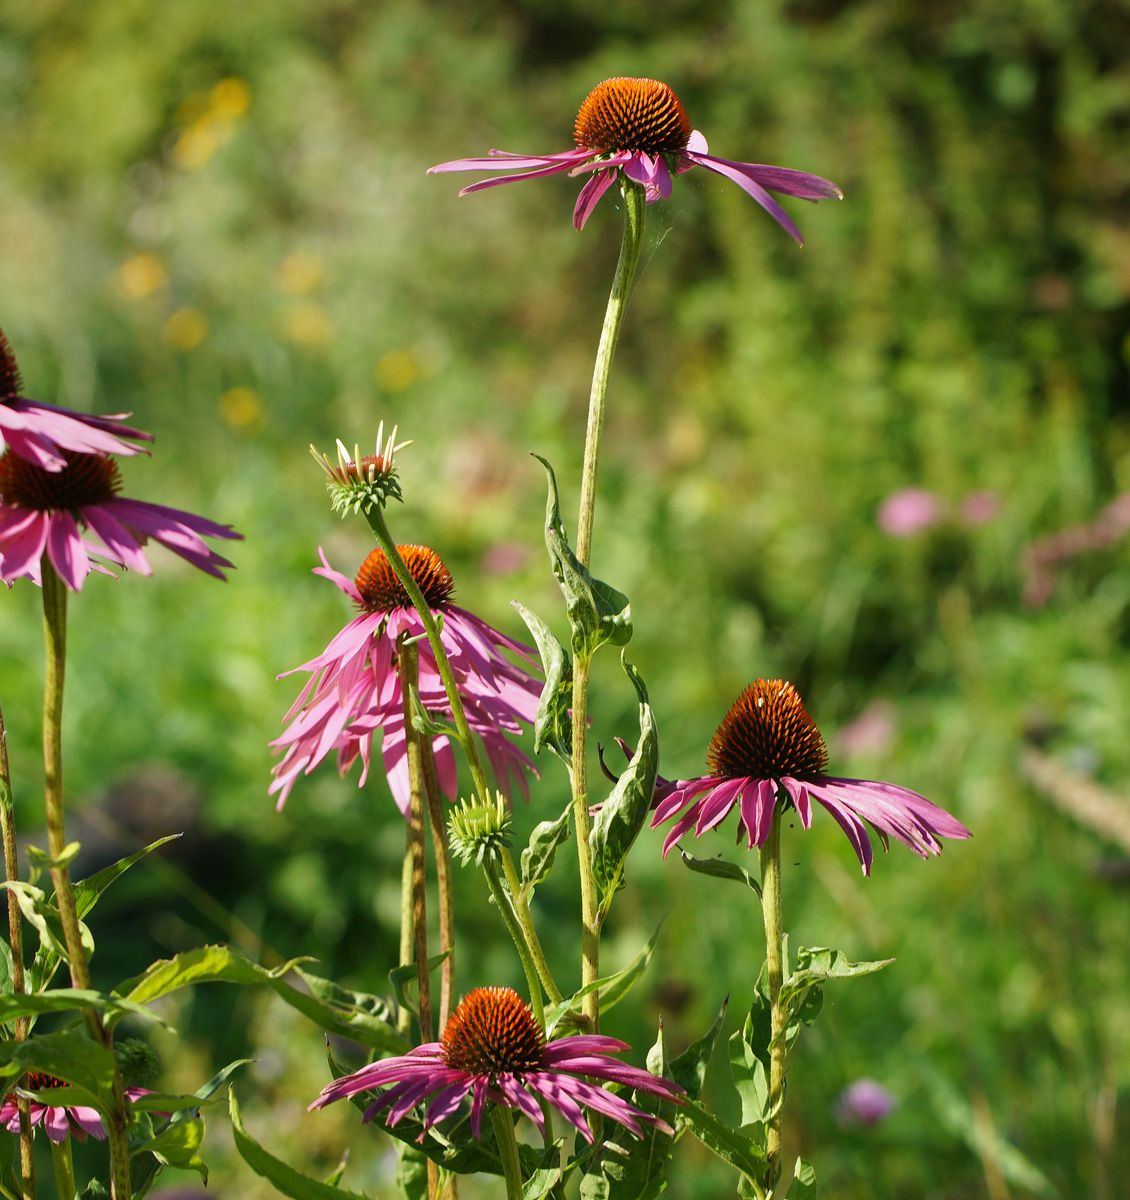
0 329 152 471
0 1073 151 1144
429 76 842 241
651 679 970 874
310 986 683 1143
834 1078 898 1127
270 545 541 815
0 449 241 590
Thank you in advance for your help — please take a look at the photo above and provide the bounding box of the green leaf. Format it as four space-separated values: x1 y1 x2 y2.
3 880 93 969
590 655 657 910
779 947 894 1009
679 850 762 898
116 944 309 1009
407 685 459 739
134 1116 208 1184
0 987 168 1030
785 1158 817 1199
0 1028 116 1109
73 836 180 920
512 602 573 762
128 1058 251 1200
545 924 661 1037
729 1028 770 1130
395 1144 428 1200
26 841 81 873
675 1099 765 1181
519 804 571 900
671 998 728 1102
389 950 451 1023
534 455 632 660
273 968 408 1055
231 1088 369 1199
522 1145 563 1200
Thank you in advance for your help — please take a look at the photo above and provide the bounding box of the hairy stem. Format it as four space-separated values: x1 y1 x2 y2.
40 563 133 1200
397 823 414 1037
490 1105 524 1200
500 848 562 1006
399 641 433 1047
484 862 544 1030
420 738 455 1031
571 182 647 1029
364 505 490 803
0 701 34 1199
48 1137 75 1200
759 807 785 1191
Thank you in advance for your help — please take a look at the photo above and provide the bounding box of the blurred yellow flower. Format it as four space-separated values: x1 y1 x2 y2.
117 253 167 299
210 78 252 120
163 308 208 351
218 387 265 433
279 251 323 295
285 304 332 346
172 122 218 170
374 350 418 392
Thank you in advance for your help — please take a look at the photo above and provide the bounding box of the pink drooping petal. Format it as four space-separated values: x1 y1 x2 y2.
492 1074 546 1135
456 158 593 196
82 504 152 574
622 152 672 200
427 148 592 174
0 505 48 582
422 1079 474 1130
67 1105 108 1141
45 511 91 591
780 777 813 828
313 545 363 602
42 1106 72 1144
574 170 618 230
686 154 806 244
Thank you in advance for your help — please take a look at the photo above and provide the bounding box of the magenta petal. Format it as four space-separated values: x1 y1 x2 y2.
686 154 806 245
574 169 617 231
45 511 90 591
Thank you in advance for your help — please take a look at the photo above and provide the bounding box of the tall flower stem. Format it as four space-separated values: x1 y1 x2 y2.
420 738 455 1031
363 506 491 804
758 807 785 1191
483 861 544 1030
40 563 133 1200
0 700 34 1199
397 825 414 1037
489 1104 524 1200
571 180 647 1027
499 848 562 1007
399 641 434 1046
49 1137 75 1200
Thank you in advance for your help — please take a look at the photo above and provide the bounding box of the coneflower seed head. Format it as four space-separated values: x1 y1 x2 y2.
0 450 120 512
354 545 454 613
441 987 544 1078
574 78 692 158
707 679 829 782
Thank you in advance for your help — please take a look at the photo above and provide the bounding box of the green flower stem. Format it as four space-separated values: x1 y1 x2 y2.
397 824 414 1037
499 848 563 1006
399 640 434 1047
571 181 647 1029
484 861 544 1030
0 700 35 1200
364 505 490 804
759 807 785 1192
40 563 134 1200
489 1104 524 1200
49 1136 75 1200
575 180 647 567
420 737 455 1031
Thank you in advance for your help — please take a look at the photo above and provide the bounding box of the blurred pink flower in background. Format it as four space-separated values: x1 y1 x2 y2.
877 489 945 537
1021 493 1130 607
959 489 1001 526
835 700 897 760
834 1078 897 1127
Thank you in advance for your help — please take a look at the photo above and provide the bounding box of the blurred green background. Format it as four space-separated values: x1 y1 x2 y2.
2 0 1130 1195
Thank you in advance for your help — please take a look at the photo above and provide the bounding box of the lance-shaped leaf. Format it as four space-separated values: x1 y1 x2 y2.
512 602 573 761
534 455 631 660
545 923 661 1038
389 950 451 1023
0 988 168 1030
779 946 894 1010
114 944 406 1052
231 1088 369 1199
785 1158 817 1199
29 836 179 994
519 804 571 901
395 1144 429 1200
134 1116 208 1184
3 880 93 968
679 850 762 898
591 655 657 910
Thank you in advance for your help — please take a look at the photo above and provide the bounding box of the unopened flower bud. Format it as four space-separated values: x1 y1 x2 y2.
448 793 512 867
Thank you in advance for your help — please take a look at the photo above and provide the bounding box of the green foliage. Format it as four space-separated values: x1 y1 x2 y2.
679 850 762 898
519 803 571 900
545 923 661 1037
536 456 632 660
590 654 658 910
784 1158 817 1200
512 601 574 762
230 1088 369 1200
